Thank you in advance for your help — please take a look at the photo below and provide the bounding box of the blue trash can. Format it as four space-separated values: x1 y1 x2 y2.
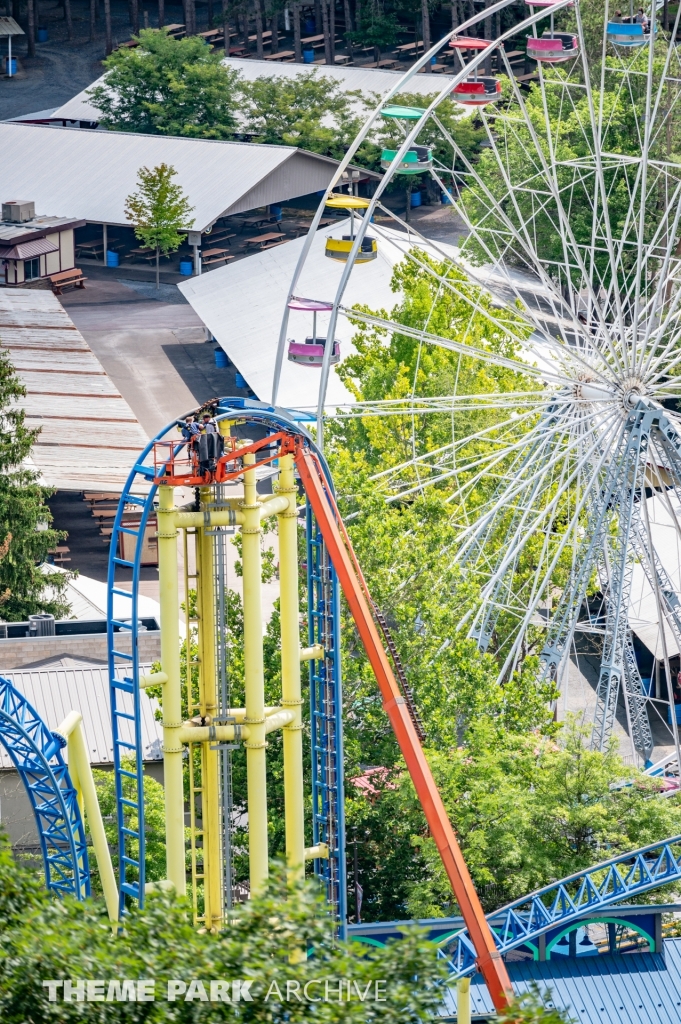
214 348 228 368
410 190 422 208
441 192 453 205
304 17 315 33
37 27 48 41
668 704 681 726
5 57 17 75
303 48 315 63
106 250 119 267
271 203 283 222
179 259 193 276
235 372 246 388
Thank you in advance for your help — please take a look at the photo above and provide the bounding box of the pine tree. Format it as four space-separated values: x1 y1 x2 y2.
0 352 70 622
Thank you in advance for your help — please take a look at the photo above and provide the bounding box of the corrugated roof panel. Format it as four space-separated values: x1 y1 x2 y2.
442 940 681 1023
1 327 89 349
0 664 162 769
23 394 138 419
19 369 120 395
0 290 149 490
0 123 300 232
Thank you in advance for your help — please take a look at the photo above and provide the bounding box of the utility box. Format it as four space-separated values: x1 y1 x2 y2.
2 200 36 223
118 516 158 566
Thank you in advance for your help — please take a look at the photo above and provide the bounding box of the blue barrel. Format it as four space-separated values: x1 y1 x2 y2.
303 48 315 63
271 203 283 222
304 17 316 32
441 192 453 205
179 259 193 276
37 27 48 41
214 348 228 368
106 250 119 267
410 190 422 208
235 372 246 388
6 58 17 75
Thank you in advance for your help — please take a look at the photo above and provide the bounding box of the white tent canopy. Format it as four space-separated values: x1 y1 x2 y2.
177 220 460 412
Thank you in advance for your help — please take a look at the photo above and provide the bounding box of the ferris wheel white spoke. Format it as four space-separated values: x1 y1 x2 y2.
497 415 631 686
454 407 621 565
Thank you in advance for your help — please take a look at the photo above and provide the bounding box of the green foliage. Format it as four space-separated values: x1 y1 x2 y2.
89 29 241 138
395 718 681 917
125 163 194 255
241 72 363 158
86 761 167 892
499 985 576 1024
0 350 70 621
0 854 447 1023
349 4 399 57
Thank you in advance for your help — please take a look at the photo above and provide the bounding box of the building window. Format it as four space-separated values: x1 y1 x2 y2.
24 257 40 281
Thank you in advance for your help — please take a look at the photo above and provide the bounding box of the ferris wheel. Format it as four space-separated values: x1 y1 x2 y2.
272 0 681 770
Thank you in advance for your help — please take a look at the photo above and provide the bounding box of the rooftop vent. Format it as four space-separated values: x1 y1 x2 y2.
2 200 35 223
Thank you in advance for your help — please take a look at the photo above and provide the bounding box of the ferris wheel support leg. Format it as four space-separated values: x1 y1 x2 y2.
277 453 306 885
158 484 187 896
296 448 514 1011
241 452 270 894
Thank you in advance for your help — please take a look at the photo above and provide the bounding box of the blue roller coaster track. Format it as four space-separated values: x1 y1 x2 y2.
107 397 347 919
0 676 89 899
440 834 681 977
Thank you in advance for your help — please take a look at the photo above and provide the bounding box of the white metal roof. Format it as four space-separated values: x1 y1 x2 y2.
41 566 161 622
0 289 150 491
0 122 362 232
177 220 459 412
629 493 681 659
0 16 24 36
51 59 448 124
0 662 162 769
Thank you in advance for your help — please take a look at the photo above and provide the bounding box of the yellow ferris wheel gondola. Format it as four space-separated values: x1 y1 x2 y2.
324 194 378 263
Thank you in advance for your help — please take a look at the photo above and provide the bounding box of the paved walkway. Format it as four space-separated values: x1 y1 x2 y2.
61 278 233 437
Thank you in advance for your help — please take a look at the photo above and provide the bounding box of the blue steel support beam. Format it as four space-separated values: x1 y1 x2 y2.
440 834 681 978
0 676 90 899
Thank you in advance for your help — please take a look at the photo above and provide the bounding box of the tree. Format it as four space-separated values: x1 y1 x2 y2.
88 29 241 139
125 163 195 289
349 0 398 61
0 841 448 1024
0 352 70 621
242 71 362 157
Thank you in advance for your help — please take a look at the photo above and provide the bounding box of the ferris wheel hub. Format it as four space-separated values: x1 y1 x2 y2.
620 379 648 409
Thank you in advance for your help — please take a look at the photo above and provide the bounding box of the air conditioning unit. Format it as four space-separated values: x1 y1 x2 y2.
27 613 56 637
2 200 36 223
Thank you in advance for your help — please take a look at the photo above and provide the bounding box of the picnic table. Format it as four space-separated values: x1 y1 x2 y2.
301 33 324 44
201 247 234 266
126 246 158 263
165 23 185 35
239 215 283 232
198 27 224 39
76 239 104 257
376 57 400 68
205 230 235 245
228 45 248 55
248 29 272 41
243 232 286 249
263 49 295 60
395 40 424 53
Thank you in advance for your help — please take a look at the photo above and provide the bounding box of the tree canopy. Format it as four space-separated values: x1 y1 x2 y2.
0 351 70 621
89 29 242 139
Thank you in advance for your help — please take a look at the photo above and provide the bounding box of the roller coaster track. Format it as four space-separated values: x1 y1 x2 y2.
0 676 89 899
439 834 681 978
106 399 348 919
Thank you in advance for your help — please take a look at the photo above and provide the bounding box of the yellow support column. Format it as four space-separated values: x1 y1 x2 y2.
196 490 223 929
277 453 305 882
457 978 471 1024
157 484 186 895
241 451 269 893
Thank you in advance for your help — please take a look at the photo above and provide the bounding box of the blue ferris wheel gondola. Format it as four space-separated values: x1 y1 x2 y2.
607 20 653 45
